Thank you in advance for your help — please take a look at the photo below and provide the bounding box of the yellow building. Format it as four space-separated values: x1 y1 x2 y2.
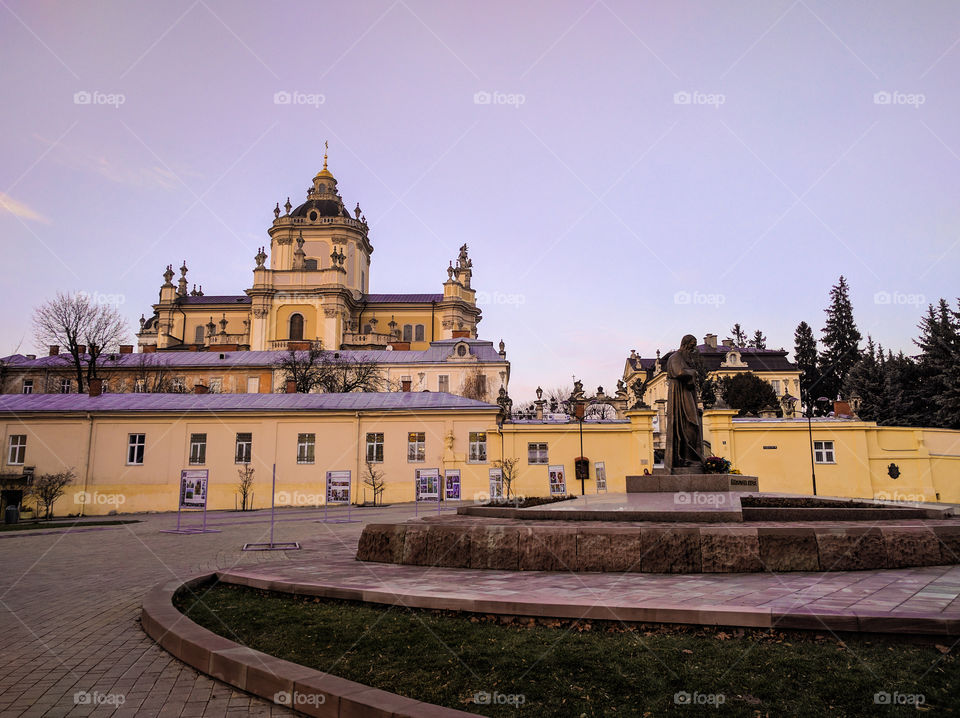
2 392 957 517
137 152 481 353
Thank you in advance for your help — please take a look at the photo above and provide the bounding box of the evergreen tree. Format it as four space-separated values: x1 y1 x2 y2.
793 321 822 415
719 372 780 417
915 298 960 428
844 337 887 422
749 330 767 350
730 323 748 347
819 276 862 400
884 350 925 427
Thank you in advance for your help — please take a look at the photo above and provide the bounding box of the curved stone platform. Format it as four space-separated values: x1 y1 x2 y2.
141 573 474 717
357 515 960 573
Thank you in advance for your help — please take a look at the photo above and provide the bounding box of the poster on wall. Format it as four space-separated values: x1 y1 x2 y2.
179 469 209 509
488 468 503 500
326 470 352 505
595 461 607 493
416 468 440 501
444 469 461 500
548 465 567 496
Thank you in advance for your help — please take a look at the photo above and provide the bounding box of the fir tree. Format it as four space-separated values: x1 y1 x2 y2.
844 337 887 422
819 276 862 400
915 298 960 428
730 323 748 347
884 350 925 427
793 320 822 415
749 330 767 350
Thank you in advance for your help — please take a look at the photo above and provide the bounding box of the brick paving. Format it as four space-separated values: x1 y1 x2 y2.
0 505 419 717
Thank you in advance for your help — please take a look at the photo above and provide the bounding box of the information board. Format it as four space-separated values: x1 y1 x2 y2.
488 468 503 500
325 470 352 505
444 469 461 500
179 469 209 509
416 468 440 501
548 465 567 496
595 461 607 493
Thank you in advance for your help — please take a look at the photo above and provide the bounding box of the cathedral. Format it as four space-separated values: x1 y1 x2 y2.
137 150 482 353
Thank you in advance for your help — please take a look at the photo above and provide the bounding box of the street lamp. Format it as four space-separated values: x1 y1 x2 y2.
570 398 587 495
806 394 830 496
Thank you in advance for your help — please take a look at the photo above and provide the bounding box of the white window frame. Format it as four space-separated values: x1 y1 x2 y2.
415 324 425 342
21 379 33 394
297 433 315 464
770 379 781 396
468 432 487 464
189 433 206 465
235 432 252 464
438 375 449 393
209 378 223 394
813 440 835 464
366 432 384 463
59 378 72 394
8 435 26 465
407 432 425 463
528 442 548 465
127 434 145 466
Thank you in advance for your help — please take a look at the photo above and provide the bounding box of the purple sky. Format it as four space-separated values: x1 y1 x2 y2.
2 1 958 401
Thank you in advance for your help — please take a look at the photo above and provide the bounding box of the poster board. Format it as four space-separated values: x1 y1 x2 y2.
325 470 352 505
416 468 440 501
488 468 503 500
595 461 607 493
444 469 461 500
179 469 209 509
548 464 567 496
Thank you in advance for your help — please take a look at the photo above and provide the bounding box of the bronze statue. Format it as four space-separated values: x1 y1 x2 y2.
665 334 704 472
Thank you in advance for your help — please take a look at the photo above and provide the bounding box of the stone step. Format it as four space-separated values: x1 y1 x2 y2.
626 474 759 493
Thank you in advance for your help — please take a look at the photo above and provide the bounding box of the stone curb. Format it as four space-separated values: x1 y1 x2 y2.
140 572 476 717
214 568 960 637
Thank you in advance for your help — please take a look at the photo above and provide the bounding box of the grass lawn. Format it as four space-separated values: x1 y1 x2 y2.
0 519 139 532
175 582 958 716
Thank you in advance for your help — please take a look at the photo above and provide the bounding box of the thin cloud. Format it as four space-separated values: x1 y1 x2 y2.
0 192 49 224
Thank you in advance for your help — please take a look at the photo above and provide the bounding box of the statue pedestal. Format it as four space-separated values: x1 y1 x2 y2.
625 473 758 493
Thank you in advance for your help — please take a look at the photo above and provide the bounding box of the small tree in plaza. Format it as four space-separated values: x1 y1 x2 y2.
363 461 386 506
237 464 255 511
493 457 520 502
27 469 75 519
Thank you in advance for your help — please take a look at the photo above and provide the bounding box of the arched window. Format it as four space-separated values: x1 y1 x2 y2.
403 324 413 342
289 313 304 341
415 324 425 342
194 325 205 344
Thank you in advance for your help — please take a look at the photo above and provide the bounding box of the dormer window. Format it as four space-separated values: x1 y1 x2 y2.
457 343 468 357
309 210 318 222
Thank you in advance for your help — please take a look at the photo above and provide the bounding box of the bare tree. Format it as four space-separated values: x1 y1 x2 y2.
26 469 75 519
237 464 254 511
585 403 617 421
129 354 176 393
32 292 129 393
363 461 386 506
460 368 489 401
493 457 520 502
275 348 390 393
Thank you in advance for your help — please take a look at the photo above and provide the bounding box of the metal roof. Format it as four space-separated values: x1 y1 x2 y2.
364 293 443 303
0 391 498 415
176 295 251 305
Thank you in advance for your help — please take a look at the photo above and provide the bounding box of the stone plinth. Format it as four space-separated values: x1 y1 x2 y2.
626 473 758 493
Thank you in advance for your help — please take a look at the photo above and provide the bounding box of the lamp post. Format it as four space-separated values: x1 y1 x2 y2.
806 394 829 496
571 398 587 495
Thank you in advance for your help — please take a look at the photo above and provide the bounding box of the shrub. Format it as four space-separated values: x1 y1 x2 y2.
703 456 732 474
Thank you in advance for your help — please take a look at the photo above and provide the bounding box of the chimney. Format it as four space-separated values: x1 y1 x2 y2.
77 344 87 355
88 378 103 397
721 338 733 348
194 384 209 395
285 379 297 394
401 379 412 392
49 345 60 356
704 333 717 349
119 345 133 354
